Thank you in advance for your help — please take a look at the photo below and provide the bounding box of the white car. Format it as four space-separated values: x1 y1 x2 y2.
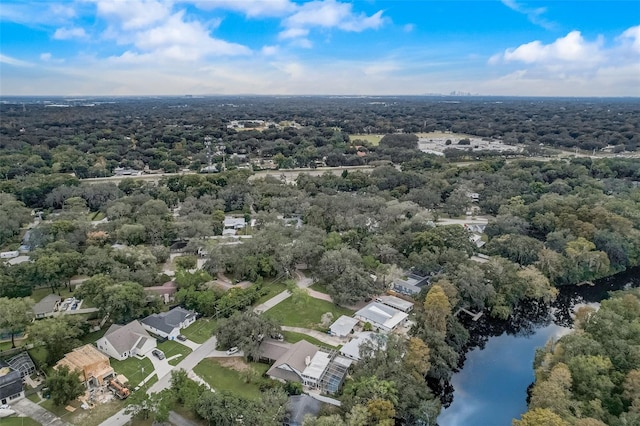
225 347 239 355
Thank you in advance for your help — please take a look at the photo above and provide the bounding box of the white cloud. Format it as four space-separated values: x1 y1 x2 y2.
261 45 280 56
619 25 640 53
280 0 384 41
501 0 555 30
40 53 52 61
95 0 171 30
53 27 87 40
0 2 79 25
403 24 415 33
187 0 295 18
499 31 604 66
0 54 33 67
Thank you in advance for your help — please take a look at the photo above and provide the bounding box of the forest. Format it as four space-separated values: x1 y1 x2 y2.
0 97 639 425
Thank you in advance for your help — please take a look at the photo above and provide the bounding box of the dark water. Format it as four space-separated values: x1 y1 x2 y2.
438 267 640 426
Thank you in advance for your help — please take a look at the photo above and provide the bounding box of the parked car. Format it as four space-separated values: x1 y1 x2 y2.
225 347 239 355
152 349 165 360
177 334 187 342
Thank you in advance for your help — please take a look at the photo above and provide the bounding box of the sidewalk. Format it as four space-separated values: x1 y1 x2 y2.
253 290 291 314
12 398 69 426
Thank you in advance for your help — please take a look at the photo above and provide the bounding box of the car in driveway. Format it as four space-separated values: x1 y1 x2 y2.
152 349 165 360
177 334 187 342
225 347 239 355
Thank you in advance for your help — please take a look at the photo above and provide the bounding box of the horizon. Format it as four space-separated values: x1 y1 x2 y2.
1 0 639 97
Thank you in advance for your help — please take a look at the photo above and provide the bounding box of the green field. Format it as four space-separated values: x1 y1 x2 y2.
193 358 269 400
180 318 217 344
308 282 330 294
264 297 354 329
0 417 42 426
349 134 383 146
157 340 192 366
109 356 154 388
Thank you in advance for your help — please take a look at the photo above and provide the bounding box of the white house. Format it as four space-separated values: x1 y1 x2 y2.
354 302 409 333
140 307 197 340
329 316 359 337
96 320 157 361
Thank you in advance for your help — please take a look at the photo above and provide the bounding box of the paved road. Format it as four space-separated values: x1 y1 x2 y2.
12 398 69 426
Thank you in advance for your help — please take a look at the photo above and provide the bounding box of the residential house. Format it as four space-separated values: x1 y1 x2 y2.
339 332 387 361
391 273 430 296
140 307 197 340
223 216 247 236
283 394 323 426
143 281 178 304
376 295 414 313
0 362 24 405
5 353 36 378
265 340 351 394
354 302 409 333
329 316 359 337
55 344 115 388
96 320 157 361
32 294 61 319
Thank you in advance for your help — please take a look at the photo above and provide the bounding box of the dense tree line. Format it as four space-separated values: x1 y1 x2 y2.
515 289 640 426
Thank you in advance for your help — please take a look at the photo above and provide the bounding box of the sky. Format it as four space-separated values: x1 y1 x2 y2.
1 0 639 97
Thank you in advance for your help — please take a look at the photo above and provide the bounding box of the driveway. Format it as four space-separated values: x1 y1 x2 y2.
176 338 200 351
146 353 172 381
281 326 344 346
12 398 69 426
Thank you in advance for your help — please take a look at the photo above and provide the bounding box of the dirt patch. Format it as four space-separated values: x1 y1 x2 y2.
214 356 251 372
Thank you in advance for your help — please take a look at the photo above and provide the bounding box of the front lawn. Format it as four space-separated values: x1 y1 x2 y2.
193 358 269 400
109 357 154 388
309 282 330 294
79 328 107 346
156 340 192 366
282 331 338 349
264 297 354 329
254 281 289 305
180 318 217 344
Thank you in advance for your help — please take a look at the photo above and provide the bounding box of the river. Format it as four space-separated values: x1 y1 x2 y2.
438 267 640 426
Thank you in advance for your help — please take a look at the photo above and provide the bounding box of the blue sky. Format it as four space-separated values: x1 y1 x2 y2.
1 0 639 96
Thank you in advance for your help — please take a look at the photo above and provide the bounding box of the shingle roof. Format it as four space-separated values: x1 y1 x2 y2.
140 307 196 334
267 340 319 381
103 320 153 354
259 339 292 362
32 294 61 315
0 362 23 401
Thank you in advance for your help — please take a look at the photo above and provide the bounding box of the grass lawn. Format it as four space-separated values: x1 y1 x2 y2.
193 358 269 400
27 347 48 368
309 282 330 294
0 417 42 426
30 287 74 303
254 281 289 305
283 331 338 349
349 134 383 146
79 328 107 346
180 318 217 344
157 340 192 366
40 398 82 418
109 357 154 388
264 297 354 329
0 339 26 351
27 393 42 403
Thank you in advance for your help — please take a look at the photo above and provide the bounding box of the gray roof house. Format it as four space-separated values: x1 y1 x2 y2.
32 294 61 318
284 394 323 426
96 320 157 361
391 273 430 296
329 316 359 337
140 307 197 340
0 362 24 406
354 302 409 333
267 340 319 384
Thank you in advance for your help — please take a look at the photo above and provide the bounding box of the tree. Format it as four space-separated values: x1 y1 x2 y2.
125 389 172 422
422 285 452 334
513 408 569 426
46 365 85 406
175 255 197 270
317 248 382 306
27 316 85 365
215 311 281 360
406 337 431 380
0 297 34 347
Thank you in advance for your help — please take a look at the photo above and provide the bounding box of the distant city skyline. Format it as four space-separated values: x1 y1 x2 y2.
1 0 639 97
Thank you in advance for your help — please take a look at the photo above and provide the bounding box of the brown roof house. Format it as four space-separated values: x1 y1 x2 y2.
96 320 157 361
55 344 114 388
